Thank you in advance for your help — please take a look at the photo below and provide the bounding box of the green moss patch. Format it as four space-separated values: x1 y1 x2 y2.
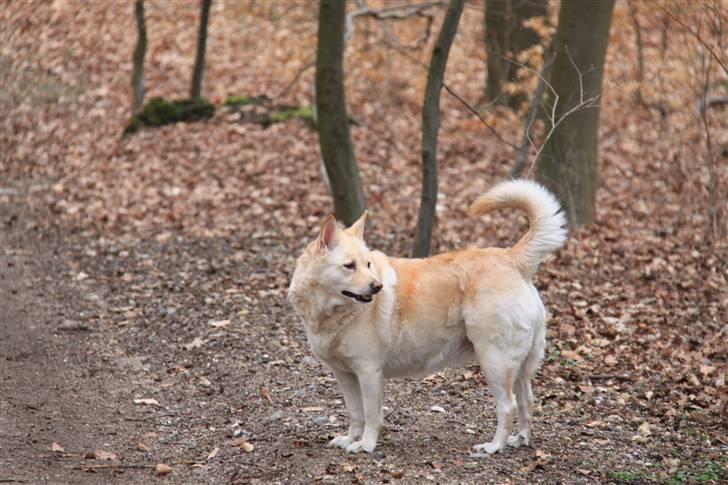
224 94 269 107
268 106 314 124
125 97 215 134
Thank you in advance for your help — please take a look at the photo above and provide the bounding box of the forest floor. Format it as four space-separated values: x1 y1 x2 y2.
1 2 726 484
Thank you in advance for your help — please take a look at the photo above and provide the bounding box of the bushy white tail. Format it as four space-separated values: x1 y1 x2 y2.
469 179 567 279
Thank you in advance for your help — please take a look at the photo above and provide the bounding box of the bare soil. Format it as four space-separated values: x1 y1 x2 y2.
1 177 725 484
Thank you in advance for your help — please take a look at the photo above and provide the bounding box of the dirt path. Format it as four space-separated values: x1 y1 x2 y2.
1 183 154 483
1 184 725 484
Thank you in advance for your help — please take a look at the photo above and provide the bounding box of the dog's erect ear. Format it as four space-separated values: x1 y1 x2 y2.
346 210 367 240
318 216 339 250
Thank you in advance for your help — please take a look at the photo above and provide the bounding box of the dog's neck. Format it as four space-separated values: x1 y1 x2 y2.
288 280 366 334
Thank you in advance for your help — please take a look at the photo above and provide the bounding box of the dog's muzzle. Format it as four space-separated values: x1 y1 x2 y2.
341 282 382 304
341 290 373 303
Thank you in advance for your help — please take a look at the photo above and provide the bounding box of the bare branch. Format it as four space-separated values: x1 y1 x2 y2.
391 46 521 152
276 58 316 98
652 0 728 75
508 47 554 179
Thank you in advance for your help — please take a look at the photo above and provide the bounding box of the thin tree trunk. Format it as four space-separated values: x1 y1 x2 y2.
484 0 547 109
131 0 146 113
536 0 615 226
412 0 465 258
191 0 212 100
315 0 366 226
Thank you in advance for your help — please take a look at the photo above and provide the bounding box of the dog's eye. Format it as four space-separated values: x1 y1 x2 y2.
367 261 371 268
343 262 356 270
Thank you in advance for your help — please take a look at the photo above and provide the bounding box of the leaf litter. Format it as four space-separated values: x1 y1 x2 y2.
1 1 726 483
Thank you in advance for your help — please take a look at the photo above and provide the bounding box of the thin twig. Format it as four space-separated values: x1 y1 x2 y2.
508 47 554 179
277 59 316 99
392 46 521 152
70 464 155 470
652 0 728 75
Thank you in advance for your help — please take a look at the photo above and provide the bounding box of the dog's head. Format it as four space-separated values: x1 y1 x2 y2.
289 211 382 312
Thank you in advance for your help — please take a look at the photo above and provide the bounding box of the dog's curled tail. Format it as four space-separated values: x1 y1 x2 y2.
469 179 567 279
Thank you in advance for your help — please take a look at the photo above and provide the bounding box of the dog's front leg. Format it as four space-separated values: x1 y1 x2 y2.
328 369 364 449
345 368 383 453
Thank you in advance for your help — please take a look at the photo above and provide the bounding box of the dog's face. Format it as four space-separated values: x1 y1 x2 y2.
292 211 383 307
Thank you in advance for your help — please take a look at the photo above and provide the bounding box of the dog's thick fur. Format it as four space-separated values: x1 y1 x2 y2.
288 180 566 454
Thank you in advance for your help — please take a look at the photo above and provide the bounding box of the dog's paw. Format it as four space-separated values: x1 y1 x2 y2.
328 435 354 449
507 433 529 448
345 439 376 453
473 441 504 454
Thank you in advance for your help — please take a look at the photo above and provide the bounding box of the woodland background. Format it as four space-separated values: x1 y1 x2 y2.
0 0 726 483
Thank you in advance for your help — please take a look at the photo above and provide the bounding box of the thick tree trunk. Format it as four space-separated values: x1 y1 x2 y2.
484 0 547 109
412 0 465 258
536 0 615 226
315 0 366 226
191 0 212 100
131 0 146 113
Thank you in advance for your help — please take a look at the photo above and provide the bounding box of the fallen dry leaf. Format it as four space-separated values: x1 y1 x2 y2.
560 350 583 361
135 441 151 452
259 385 272 403
239 441 255 453
133 398 160 407
184 337 206 350
91 449 117 461
206 446 220 461
156 463 172 476
51 442 64 452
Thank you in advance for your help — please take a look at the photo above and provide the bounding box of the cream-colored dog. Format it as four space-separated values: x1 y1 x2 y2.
288 180 566 454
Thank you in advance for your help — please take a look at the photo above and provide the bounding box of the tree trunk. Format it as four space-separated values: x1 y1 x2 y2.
191 0 212 100
412 0 465 258
315 0 366 226
484 0 547 109
536 0 615 226
131 0 146 113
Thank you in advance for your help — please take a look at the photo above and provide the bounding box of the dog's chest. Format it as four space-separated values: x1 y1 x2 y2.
306 330 335 362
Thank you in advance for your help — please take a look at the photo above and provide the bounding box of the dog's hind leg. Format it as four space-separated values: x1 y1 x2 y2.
465 307 528 454
508 371 533 448
508 312 544 448
328 369 364 449
473 352 518 454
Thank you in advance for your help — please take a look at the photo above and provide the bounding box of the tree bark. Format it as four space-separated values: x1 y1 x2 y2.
536 0 615 226
191 0 212 100
315 0 366 226
412 0 465 258
484 0 547 109
131 0 146 113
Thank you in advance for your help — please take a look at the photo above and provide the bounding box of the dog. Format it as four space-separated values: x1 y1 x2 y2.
288 179 566 454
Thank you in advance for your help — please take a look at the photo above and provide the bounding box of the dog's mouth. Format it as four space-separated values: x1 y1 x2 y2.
341 290 373 303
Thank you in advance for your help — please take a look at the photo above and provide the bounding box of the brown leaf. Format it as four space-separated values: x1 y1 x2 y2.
560 350 583 362
135 441 151 452
51 442 64 452
155 463 172 476
259 385 272 404
93 449 117 461
240 441 255 453
206 446 220 461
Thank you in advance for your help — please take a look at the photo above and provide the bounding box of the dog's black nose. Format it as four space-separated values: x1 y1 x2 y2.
370 282 383 294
